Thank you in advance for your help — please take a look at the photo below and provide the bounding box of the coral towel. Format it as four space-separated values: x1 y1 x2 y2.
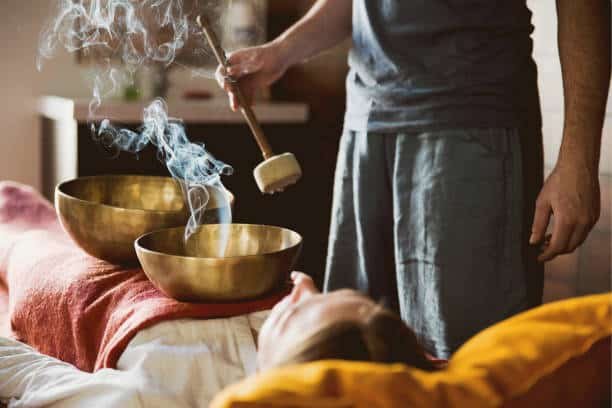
0 181 285 372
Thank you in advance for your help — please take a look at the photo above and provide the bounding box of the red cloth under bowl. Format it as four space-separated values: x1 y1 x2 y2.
0 181 286 372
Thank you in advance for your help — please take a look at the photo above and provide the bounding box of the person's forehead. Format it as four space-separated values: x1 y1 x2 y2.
333 288 368 298
328 289 375 306
297 290 375 321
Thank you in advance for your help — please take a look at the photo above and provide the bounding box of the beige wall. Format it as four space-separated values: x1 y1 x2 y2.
0 0 90 190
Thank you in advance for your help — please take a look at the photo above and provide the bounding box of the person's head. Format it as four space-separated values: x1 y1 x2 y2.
257 272 436 371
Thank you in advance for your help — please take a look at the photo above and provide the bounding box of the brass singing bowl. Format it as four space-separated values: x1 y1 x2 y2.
55 175 232 264
135 224 302 302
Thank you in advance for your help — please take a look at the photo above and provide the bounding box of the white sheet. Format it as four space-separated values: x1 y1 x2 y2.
0 310 269 407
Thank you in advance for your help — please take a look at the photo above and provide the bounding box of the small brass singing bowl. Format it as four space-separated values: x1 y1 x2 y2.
135 224 303 302
55 175 233 264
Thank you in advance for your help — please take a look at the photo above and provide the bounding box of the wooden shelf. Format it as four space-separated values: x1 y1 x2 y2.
38 96 309 124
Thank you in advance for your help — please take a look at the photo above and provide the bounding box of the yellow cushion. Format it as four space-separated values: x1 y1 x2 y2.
211 293 612 408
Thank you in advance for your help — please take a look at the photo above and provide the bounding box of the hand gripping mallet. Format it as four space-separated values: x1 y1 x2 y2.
197 15 303 194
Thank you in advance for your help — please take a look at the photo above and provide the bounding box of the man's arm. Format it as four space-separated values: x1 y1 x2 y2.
270 0 353 68
530 0 611 262
216 0 352 110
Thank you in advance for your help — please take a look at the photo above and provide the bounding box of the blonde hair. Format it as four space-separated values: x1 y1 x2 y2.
270 305 437 371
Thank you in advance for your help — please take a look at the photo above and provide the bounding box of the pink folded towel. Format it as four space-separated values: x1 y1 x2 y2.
0 181 285 372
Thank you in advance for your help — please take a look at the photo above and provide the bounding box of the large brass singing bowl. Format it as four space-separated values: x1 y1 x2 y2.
56 175 232 264
135 224 302 302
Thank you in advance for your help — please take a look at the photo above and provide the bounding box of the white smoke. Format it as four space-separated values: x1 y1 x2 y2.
97 99 233 240
38 0 205 111
38 0 234 243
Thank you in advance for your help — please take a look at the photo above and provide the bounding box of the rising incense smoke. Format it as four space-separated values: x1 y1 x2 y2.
38 0 233 241
98 98 233 238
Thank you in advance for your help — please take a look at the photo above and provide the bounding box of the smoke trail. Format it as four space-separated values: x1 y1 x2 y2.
97 99 233 240
37 0 222 102
38 0 234 243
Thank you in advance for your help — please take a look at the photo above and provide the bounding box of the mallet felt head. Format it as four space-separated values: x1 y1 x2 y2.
253 152 302 194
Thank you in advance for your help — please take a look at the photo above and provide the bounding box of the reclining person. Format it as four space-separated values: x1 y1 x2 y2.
0 271 438 407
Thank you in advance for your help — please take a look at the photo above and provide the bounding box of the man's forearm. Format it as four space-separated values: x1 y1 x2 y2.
556 0 611 172
272 0 352 66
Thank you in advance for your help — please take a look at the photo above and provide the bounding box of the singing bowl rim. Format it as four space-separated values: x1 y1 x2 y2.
56 175 233 216
134 224 303 261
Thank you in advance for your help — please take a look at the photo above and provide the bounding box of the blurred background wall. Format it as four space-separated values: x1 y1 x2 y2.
0 1 91 189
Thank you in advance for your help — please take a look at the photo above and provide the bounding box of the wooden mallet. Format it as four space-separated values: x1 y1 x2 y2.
196 15 302 194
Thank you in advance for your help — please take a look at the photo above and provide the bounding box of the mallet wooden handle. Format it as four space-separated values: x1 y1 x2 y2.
197 15 274 160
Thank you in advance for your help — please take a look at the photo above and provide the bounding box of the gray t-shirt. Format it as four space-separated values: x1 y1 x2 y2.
345 0 542 132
